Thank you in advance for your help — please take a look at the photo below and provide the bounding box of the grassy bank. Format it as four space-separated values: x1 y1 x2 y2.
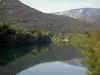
58 29 100 75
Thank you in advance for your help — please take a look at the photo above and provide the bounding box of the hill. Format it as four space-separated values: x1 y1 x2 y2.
54 8 100 26
0 0 95 33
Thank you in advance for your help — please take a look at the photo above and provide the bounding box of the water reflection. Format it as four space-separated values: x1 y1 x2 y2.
0 44 50 66
0 43 84 75
17 61 86 75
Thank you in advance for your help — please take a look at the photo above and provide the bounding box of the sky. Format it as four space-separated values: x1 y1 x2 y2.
20 0 100 13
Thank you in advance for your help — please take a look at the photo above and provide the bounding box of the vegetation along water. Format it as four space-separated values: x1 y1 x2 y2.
0 22 100 75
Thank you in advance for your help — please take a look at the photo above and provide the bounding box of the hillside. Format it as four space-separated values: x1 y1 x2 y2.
0 0 95 33
80 15 100 26
54 8 100 18
54 8 100 26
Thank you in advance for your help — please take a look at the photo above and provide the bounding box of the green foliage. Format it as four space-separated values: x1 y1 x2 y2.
0 22 51 48
69 33 89 50
68 30 100 75
52 33 65 46
0 22 51 66
0 22 16 47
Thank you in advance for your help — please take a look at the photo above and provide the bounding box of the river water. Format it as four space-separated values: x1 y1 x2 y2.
0 43 86 75
17 61 86 75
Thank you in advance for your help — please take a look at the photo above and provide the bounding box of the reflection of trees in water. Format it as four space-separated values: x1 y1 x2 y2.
0 43 83 75
0 43 50 66
0 23 52 66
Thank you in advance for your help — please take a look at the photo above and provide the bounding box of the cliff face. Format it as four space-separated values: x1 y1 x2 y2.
0 1 95 33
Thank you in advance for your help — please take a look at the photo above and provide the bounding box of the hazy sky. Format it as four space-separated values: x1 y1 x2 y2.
20 0 100 13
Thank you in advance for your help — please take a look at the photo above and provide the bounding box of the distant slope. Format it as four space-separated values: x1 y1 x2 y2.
79 15 100 26
54 8 100 18
54 8 100 26
0 0 95 33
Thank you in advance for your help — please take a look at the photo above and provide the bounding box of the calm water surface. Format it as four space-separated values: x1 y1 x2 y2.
0 43 86 75
17 61 86 75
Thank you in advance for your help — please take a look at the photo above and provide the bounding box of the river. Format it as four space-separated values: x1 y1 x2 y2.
0 43 86 75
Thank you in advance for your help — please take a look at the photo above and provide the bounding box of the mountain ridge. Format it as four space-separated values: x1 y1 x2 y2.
54 8 100 26
0 1 96 33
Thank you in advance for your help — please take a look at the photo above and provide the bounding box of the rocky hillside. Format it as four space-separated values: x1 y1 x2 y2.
54 8 100 26
0 0 95 33
55 8 100 18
